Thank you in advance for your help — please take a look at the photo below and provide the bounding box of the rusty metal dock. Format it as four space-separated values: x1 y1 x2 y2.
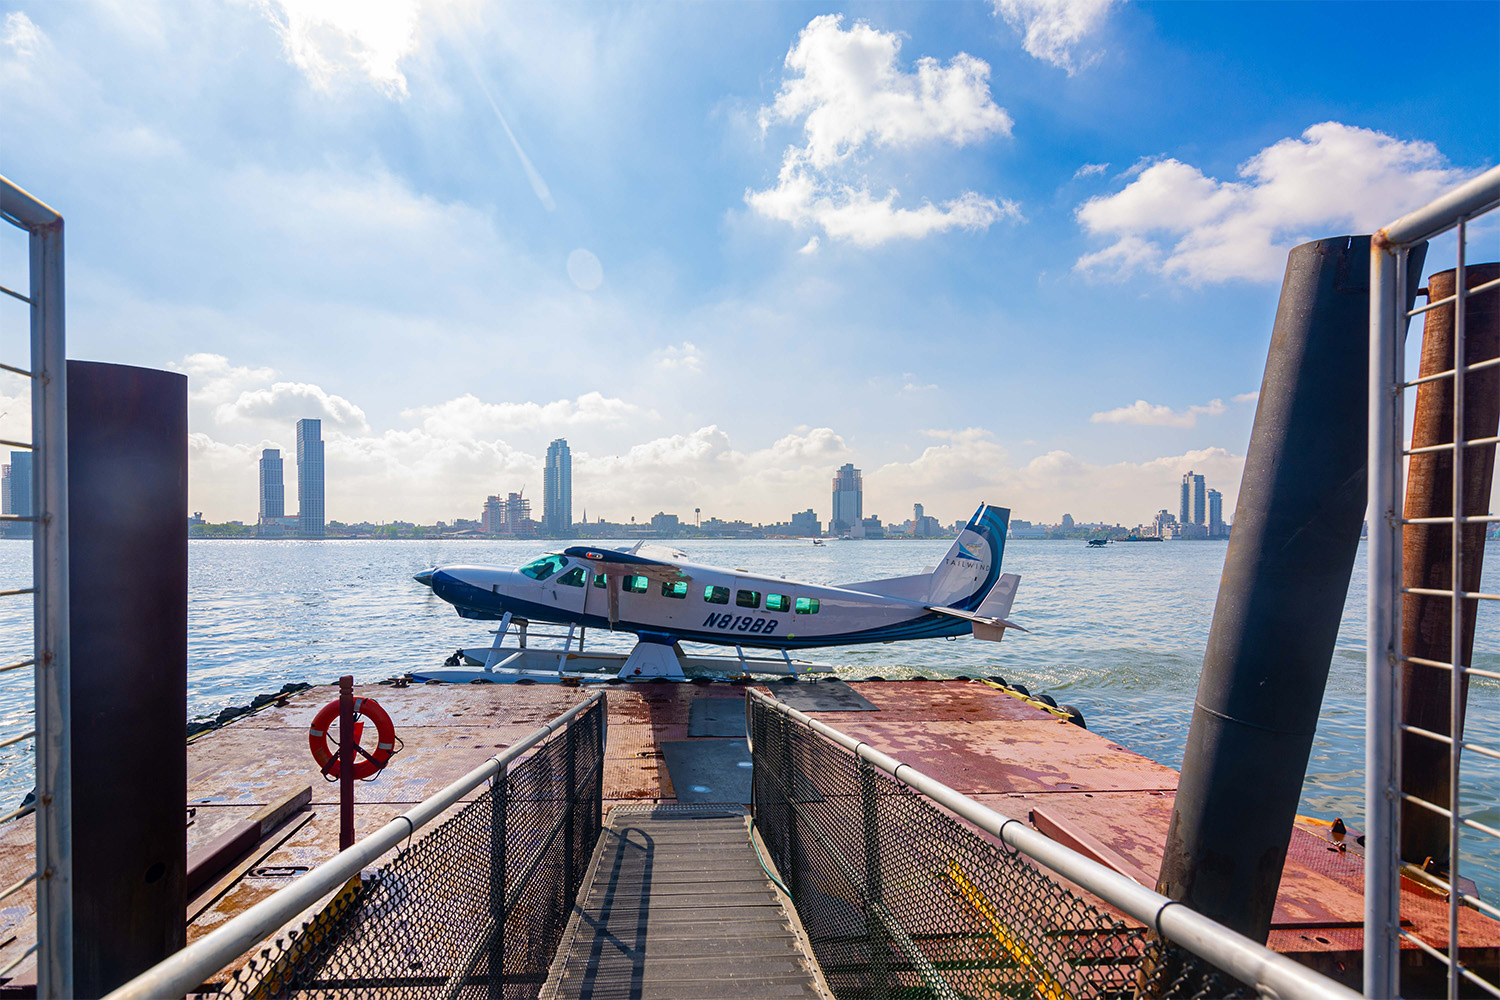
0 675 1491 996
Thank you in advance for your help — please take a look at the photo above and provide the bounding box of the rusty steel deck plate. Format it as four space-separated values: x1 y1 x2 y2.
0 677 1492 988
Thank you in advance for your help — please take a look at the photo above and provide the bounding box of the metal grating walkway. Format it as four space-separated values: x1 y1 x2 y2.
541 804 826 1000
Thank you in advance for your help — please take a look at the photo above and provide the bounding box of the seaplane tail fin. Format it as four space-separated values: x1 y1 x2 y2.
926 504 1010 610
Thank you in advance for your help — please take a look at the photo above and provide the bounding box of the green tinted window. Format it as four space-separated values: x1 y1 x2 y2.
662 580 688 599
766 594 790 612
624 575 650 593
519 554 568 580
736 590 761 609
794 597 820 614
593 572 607 589
704 585 729 605
558 567 587 587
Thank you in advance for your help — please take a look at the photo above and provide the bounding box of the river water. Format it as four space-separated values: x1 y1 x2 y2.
0 536 1495 893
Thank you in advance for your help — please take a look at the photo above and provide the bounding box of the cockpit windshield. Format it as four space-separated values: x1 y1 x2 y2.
518 554 569 580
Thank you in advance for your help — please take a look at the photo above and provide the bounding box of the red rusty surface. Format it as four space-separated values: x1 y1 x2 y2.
826 679 1057 723
0 676 1492 987
821 717 1179 794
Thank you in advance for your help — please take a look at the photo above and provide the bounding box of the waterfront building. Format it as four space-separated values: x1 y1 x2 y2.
1 453 31 539
1208 489 1224 538
789 509 821 537
482 496 505 534
1181 471 1206 526
650 512 680 535
1009 519 1046 539
4 452 31 519
505 492 531 533
856 515 885 539
296 419 325 538
259 448 285 519
1153 509 1180 539
911 503 942 538
830 463 862 535
543 438 572 535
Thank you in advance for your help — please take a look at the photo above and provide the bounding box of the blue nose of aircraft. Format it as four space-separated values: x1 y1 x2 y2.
413 568 436 588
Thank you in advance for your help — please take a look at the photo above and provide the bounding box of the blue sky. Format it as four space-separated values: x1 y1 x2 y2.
1 0 1495 527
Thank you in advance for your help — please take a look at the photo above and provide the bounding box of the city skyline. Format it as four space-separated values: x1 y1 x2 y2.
13 5 1488 527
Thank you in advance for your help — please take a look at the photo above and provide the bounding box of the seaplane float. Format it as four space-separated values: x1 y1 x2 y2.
412 503 1025 681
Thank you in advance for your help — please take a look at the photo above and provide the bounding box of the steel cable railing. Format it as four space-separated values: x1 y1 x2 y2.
105 690 605 1000
746 688 1360 1000
1369 165 1500 1000
0 174 71 999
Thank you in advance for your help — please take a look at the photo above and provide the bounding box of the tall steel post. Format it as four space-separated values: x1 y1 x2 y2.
1366 241 1404 998
339 676 355 851
28 197 71 1000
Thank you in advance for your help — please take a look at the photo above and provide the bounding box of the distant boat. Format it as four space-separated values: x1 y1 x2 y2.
1087 538 1109 548
812 538 824 546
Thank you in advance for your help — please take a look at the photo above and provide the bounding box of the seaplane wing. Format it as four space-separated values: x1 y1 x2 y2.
562 543 693 584
415 503 1025 677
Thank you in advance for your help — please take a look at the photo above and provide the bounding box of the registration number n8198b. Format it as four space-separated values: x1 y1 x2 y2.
702 613 779 634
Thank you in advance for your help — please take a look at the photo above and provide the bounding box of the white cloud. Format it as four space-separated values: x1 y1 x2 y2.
171 353 276 406
1233 391 1259 404
653 343 704 375
1075 122 1476 284
252 0 424 97
868 429 1244 526
219 381 370 432
747 15 1016 248
1074 161 1109 178
1090 398 1226 428
2 11 44 58
797 236 821 255
992 0 1120 74
402 392 640 440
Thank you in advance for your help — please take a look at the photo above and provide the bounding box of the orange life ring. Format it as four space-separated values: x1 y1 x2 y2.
309 696 397 780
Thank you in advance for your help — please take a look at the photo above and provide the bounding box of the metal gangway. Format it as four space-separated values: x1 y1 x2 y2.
106 685 1362 1000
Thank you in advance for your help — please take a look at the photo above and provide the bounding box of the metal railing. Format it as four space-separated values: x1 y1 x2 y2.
105 690 606 1000
1368 165 1500 999
0 175 71 999
747 688 1359 1000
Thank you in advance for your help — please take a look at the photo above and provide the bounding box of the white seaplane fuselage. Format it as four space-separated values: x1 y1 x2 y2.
417 504 1022 656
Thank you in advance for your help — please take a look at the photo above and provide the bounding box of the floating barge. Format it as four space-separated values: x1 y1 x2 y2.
0 676 1490 996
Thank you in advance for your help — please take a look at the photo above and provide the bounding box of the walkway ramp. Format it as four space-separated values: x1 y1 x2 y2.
542 804 826 1000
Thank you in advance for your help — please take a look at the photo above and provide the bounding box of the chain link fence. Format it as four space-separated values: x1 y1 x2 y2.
749 695 1256 1000
209 697 604 1000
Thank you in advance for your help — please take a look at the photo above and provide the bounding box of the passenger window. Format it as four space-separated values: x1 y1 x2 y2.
704 585 729 605
519 554 569 580
624 575 650 593
794 597 820 615
662 580 688 599
593 573 607 589
558 567 587 587
736 590 761 609
766 594 790 612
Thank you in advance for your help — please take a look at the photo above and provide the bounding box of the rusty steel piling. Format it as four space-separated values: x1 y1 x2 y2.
1400 262 1500 868
1157 236 1426 944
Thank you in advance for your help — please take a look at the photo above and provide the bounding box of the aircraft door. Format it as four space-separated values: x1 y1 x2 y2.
545 560 589 618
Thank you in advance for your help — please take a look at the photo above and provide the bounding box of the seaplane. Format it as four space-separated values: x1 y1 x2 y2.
412 503 1025 681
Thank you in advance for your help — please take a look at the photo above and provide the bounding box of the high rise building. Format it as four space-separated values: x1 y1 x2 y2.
3 453 32 539
1208 488 1224 537
259 448 285 519
296 419 325 538
830 463 862 535
6 452 32 518
543 438 572 535
505 492 531 533
1181 470 1206 526
482 495 505 534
